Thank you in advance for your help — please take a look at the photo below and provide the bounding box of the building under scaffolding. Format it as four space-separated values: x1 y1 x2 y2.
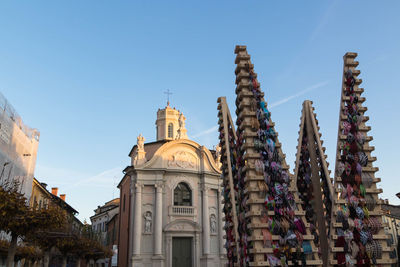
0 92 40 201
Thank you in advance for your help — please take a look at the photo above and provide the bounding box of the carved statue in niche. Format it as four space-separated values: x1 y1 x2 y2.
143 211 152 233
210 214 217 234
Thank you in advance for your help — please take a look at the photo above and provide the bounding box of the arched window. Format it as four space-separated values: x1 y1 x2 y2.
168 123 173 138
174 182 192 206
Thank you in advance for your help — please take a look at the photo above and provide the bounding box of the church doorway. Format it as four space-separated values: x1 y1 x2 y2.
172 237 192 267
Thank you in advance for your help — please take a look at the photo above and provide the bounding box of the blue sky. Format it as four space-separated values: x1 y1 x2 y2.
1 1 399 221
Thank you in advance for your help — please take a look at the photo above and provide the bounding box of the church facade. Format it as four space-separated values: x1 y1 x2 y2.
118 103 226 267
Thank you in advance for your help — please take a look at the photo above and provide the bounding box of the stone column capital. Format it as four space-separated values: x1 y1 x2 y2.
155 183 164 192
202 185 210 194
135 183 143 191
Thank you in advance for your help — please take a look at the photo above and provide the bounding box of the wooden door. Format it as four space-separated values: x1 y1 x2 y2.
172 237 192 267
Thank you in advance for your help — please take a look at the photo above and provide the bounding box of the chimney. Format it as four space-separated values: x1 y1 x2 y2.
60 194 66 201
51 187 58 196
41 183 48 189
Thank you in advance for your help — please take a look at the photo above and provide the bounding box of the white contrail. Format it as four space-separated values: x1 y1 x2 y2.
191 80 329 138
69 167 121 188
191 125 219 138
308 0 340 42
269 81 329 109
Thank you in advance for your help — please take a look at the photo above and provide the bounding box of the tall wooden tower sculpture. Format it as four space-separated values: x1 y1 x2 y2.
217 96 240 266
328 53 397 266
218 45 323 266
293 100 334 266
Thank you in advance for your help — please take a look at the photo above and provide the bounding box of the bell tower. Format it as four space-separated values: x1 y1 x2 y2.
155 102 187 141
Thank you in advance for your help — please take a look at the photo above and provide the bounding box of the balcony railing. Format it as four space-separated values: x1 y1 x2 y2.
169 205 196 216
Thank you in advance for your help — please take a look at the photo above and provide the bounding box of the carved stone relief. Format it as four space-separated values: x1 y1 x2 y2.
171 224 185 231
167 151 196 169
164 220 200 233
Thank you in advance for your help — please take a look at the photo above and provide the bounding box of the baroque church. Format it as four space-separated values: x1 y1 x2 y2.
117 103 226 267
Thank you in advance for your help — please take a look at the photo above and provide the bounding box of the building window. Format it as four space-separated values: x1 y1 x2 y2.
168 123 173 138
174 182 192 206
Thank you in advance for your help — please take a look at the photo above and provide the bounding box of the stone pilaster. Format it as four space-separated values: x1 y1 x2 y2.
202 187 210 255
218 189 225 256
154 184 163 256
128 177 135 263
133 183 142 256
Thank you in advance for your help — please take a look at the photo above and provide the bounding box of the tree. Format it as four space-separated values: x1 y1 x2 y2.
74 225 112 267
0 240 10 260
56 236 75 267
0 180 65 267
14 245 42 266
25 206 67 267
1 180 111 267
36 222 112 267
0 181 30 267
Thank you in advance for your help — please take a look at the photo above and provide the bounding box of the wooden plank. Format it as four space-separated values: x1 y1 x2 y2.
249 247 318 254
249 260 323 266
330 259 396 265
331 234 391 240
331 245 393 252
245 210 305 217
248 234 314 241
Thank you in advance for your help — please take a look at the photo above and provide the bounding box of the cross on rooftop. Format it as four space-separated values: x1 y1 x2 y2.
164 89 172 106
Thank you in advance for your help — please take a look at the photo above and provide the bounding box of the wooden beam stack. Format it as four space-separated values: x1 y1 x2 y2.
328 52 397 266
232 45 322 266
293 100 334 266
217 96 240 266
